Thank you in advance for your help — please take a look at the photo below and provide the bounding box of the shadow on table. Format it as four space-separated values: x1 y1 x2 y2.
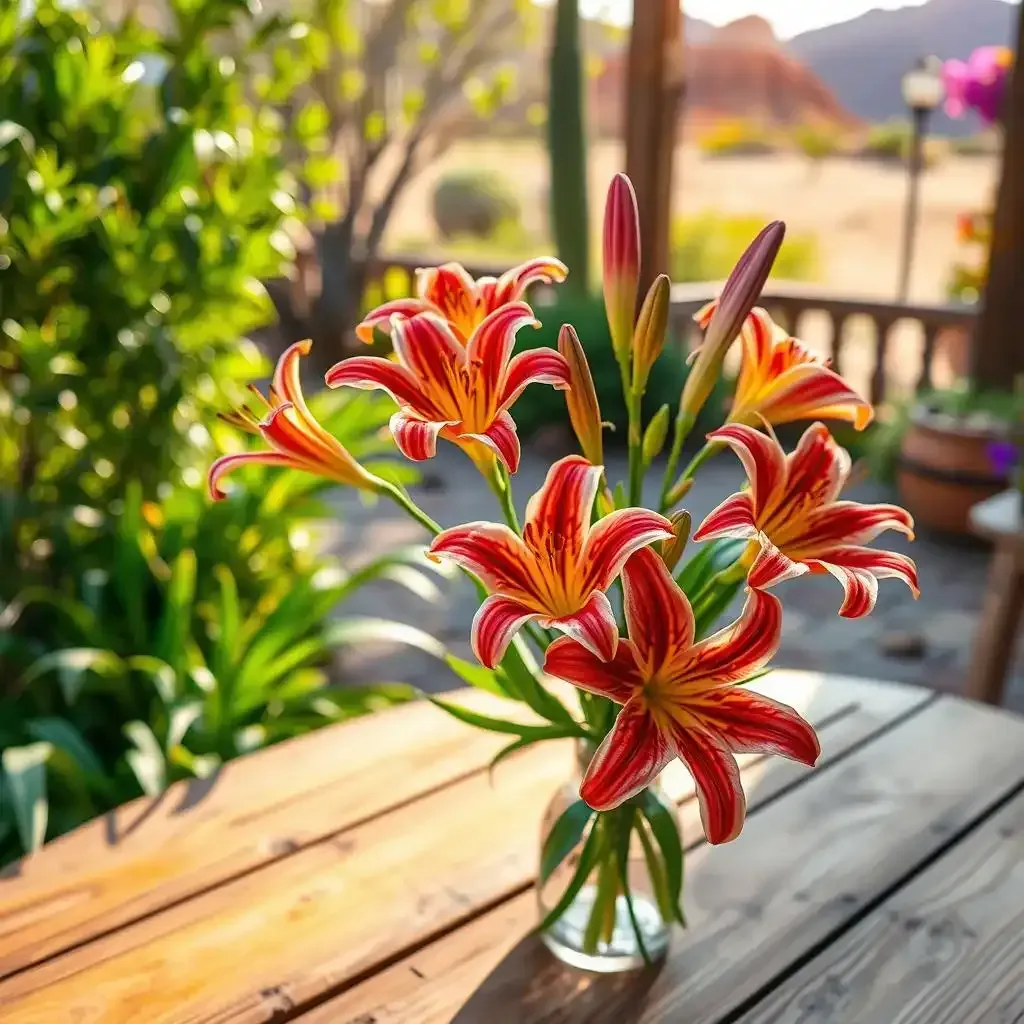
451 931 662 1024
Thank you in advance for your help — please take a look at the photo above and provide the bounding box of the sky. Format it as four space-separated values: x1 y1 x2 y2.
580 0 1016 41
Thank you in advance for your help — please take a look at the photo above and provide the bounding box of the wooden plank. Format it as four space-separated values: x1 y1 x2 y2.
305 693 1024 1024
0 673 900 1024
0 687 532 979
740 788 1024 1024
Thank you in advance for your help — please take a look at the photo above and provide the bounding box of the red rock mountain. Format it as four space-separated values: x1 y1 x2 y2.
587 16 863 137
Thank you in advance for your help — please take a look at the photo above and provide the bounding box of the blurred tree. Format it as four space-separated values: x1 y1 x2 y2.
257 0 540 362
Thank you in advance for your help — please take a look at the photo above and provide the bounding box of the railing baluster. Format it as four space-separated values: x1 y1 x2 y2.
918 321 941 393
827 311 849 376
871 315 898 406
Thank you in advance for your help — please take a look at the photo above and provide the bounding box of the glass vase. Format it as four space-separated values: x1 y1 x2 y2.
536 741 681 973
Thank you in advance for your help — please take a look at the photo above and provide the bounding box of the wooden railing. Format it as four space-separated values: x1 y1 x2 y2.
367 255 977 404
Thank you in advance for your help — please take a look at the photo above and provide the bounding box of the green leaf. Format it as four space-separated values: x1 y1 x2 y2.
26 718 105 779
429 697 584 741
487 736 535 780
153 548 197 687
640 788 686 925
692 578 744 640
538 821 604 932
500 635 578 728
444 653 509 698
540 799 595 885
325 617 447 659
124 721 167 797
18 648 124 705
612 805 651 964
676 538 747 599
2 743 51 854
167 702 203 751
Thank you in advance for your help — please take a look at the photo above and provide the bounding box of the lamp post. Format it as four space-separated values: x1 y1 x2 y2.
897 56 945 302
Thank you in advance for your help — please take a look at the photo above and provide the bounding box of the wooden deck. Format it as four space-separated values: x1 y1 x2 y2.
1 670 1023 1023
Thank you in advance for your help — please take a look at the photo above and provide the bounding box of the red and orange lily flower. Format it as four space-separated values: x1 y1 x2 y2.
355 258 567 345
694 422 919 618
327 303 569 473
428 456 673 668
208 340 383 500
694 302 873 430
544 548 819 844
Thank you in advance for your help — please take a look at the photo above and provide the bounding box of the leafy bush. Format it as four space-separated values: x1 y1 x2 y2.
511 293 730 445
670 213 819 284
0 1 436 864
697 119 778 158
858 120 946 167
792 123 842 161
0 388 444 863
431 170 522 240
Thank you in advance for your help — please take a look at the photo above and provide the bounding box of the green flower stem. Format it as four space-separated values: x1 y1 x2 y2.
583 817 620 953
381 482 442 537
690 556 750 621
488 460 521 534
626 388 645 507
662 439 721 512
636 818 674 924
659 409 696 510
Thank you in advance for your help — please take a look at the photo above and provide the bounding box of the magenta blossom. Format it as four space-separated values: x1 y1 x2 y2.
943 47 1013 125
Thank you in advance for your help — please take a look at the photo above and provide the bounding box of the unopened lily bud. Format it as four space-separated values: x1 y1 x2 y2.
678 221 784 424
558 324 603 465
666 475 694 506
642 404 670 466
661 509 692 571
632 274 670 396
602 173 640 366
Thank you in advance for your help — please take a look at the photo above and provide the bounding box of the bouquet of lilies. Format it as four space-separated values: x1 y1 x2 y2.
209 174 918 962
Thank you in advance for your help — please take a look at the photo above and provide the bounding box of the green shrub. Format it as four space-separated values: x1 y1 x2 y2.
511 293 730 446
431 170 521 240
697 119 778 158
0 1 433 864
859 120 946 167
792 123 842 161
670 213 819 284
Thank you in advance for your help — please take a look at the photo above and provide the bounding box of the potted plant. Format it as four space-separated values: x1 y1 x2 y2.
896 386 1024 535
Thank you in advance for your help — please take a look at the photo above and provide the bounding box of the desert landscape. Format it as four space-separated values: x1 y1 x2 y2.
383 140 999 397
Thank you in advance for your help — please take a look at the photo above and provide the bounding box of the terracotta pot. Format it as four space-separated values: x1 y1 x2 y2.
897 409 1009 536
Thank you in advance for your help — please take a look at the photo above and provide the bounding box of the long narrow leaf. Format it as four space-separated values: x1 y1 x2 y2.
538 823 604 932
613 806 651 964
429 697 584 741
640 789 686 926
153 548 197 688
540 799 595 885
325 617 448 659
445 653 510 698
18 648 124 705
2 743 51 854
124 721 167 797
500 635 579 728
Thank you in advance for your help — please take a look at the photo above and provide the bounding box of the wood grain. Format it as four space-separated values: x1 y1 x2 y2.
0 673 886 1024
738 790 1024 1024
306 694 1024 1024
0 687 537 979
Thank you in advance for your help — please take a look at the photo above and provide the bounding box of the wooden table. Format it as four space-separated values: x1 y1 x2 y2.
968 488 1024 706
2 670 1024 1023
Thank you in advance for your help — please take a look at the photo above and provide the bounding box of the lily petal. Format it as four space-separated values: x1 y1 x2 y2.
208 451 298 501
795 501 915 550
498 348 571 410
692 688 820 766
390 411 450 462
325 355 433 412
465 302 539 413
747 531 811 590
391 312 466 413
490 256 568 307
809 545 920 618
471 594 538 668
707 424 786 516
674 588 782 687
523 455 602 564
417 263 479 340
621 548 696 673
580 698 673 811
543 635 643 704
669 725 746 845
460 410 521 474
355 298 430 343
693 492 758 543
546 590 620 663
582 508 675 593
781 421 852 509
755 363 873 430
428 522 535 599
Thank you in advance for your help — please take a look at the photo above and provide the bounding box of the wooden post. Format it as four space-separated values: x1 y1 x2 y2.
971 1 1024 390
623 0 685 300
